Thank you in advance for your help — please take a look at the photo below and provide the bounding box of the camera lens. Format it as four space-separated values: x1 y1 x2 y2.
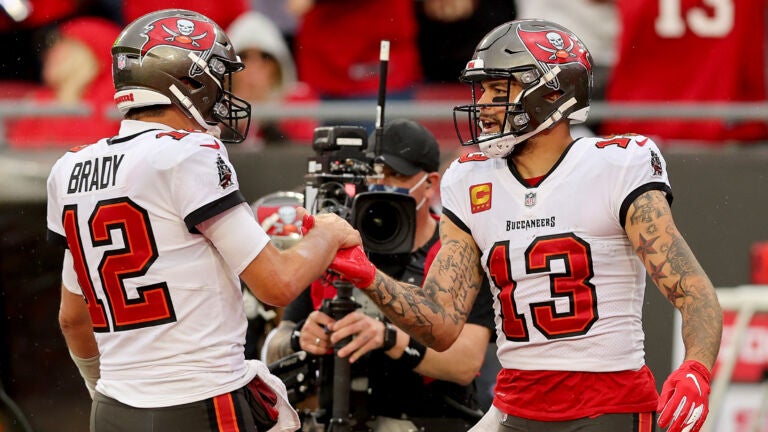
351 192 415 254
359 201 399 243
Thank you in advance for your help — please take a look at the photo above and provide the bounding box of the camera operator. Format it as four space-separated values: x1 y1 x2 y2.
264 119 495 431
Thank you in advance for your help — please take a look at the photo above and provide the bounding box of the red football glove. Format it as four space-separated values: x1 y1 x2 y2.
328 246 376 289
301 213 315 235
657 360 711 432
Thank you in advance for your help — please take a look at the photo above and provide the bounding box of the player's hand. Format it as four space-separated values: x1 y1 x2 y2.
301 212 361 249
298 310 334 355
328 246 376 289
657 360 712 432
330 311 386 363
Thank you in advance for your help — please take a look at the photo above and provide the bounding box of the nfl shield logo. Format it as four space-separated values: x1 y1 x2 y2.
117 54 127 70
524 192 536 207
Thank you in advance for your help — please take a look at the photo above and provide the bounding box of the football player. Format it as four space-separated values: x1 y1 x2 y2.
49 9 360 431
327 19 723 432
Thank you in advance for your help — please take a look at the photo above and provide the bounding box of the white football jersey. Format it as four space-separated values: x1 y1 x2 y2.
441 135 671 372
46 120 270 407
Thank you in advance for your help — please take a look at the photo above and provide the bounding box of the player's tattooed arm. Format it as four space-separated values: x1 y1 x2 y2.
365 217 484 351
626 190 722 369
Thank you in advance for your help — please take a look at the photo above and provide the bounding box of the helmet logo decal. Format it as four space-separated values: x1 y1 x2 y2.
140 17 216 58
161 19 208 47
538 32 575 60
518 27 591 73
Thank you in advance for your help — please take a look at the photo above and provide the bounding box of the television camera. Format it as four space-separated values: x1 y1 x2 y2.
304 125 416 255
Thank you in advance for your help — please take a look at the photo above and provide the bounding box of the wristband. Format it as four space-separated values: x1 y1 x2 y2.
397 337 427 369
381 322 397 352
289 319 306 352
69 350 100 398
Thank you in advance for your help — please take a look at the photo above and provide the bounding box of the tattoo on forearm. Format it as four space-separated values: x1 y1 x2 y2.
365 222 481 345
628 190 722 367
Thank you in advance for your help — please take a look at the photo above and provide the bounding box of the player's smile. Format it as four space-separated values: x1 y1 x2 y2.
478 115 502 134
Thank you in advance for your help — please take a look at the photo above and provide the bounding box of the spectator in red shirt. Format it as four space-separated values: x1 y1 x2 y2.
289 0 422 131
6 17 121 149
601 0 768 146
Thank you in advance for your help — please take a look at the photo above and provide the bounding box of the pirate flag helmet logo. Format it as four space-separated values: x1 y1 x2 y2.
139 16 217 76
518 26 592 74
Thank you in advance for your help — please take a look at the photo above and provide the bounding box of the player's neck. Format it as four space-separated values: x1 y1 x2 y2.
510 125 573 179
133 107 203 132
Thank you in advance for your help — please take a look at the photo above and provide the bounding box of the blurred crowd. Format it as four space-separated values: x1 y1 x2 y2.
0 0 766 150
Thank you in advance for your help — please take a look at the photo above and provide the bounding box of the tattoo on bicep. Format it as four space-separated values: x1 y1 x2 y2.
628 191 692 305
628 191 670 225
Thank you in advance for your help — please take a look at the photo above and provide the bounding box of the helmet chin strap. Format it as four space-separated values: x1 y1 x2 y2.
166 52 226 135
479 96 577 158
169 84 219 135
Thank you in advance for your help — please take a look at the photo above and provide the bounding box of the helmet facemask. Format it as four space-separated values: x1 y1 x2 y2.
454 69 540 149
205 55 252 143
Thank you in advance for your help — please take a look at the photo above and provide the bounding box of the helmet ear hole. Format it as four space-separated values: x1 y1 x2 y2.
543 90 564 102
180 77 203 90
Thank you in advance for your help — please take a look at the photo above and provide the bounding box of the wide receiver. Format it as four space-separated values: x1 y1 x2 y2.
326 19 723 432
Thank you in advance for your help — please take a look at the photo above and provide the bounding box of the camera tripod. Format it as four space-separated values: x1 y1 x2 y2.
321 279 361 432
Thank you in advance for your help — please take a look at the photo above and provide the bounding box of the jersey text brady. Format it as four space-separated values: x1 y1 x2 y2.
67 154 125 194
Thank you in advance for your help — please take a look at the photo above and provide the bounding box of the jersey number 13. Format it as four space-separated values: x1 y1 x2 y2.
488 233 599 341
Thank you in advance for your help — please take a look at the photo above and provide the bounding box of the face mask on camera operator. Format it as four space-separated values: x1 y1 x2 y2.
369 171 429 210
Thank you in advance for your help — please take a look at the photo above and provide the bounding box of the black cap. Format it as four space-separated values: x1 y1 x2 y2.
370 119 440 176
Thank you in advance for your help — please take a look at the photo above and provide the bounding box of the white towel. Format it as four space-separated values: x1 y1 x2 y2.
246 359 301 432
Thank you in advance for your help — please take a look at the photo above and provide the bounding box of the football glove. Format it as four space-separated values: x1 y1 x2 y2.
328 246 376 289
300 213 314 235
657 360 711 432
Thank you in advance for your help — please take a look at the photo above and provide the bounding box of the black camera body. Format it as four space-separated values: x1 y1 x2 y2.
305 126 416 255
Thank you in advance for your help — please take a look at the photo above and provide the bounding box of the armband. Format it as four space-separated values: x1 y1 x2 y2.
397 337 427 369
289 319 306 352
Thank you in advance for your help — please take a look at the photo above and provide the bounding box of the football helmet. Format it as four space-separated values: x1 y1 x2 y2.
453 19 593 158
112 9 251 143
